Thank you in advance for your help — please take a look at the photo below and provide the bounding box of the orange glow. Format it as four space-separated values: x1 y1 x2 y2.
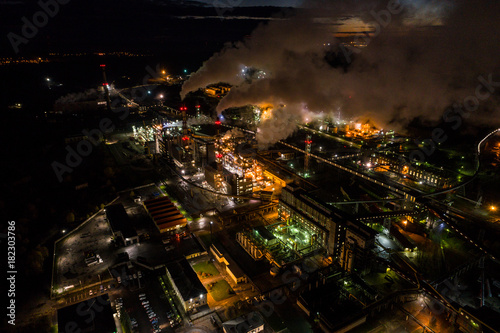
258 103 274 121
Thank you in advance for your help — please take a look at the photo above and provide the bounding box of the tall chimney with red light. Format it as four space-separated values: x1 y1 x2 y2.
304 134 312 175
215 117 222 171
195 105 201 118
100 64 112 111
181 106 189 139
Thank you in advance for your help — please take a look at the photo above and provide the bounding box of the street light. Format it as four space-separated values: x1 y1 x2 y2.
490 205 497 212
210 221 213 243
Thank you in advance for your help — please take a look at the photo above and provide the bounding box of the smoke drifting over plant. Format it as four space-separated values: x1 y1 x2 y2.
187 114 213 126
55 85 118 105
55 89 99 105
223 128 245 140
182 0 500 145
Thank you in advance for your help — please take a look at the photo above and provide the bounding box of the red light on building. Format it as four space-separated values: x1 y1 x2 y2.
216 154 223 159
215 120 221 125
305 140 312 144
100 64 106 67
103 83 109 86
182 136 189 141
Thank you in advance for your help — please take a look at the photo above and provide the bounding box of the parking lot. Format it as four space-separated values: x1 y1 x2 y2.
53 210 115 295
110 272 181 333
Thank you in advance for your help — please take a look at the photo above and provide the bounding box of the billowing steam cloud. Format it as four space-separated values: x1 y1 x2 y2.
182 0 500 144
187 114 213 126
256 104 304 146
56 89 98 104
56 85 118 104
223 128 245 140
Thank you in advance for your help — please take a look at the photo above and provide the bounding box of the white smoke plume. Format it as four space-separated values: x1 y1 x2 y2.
55 89 98 104
187 114 213 126
182 0 500 145
56 85 118 104
223 128 245 140
256 104 304 147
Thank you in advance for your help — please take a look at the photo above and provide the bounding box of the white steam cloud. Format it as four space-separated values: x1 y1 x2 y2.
56 89 98 104
187 114 213 126
256 104 304 146
56 85 118 104
182 0 500 145
223 128 245 140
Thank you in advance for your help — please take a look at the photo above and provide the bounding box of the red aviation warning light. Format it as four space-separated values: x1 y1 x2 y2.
100 64 106 67
215 117 221 125
305 140 312 144
216 153 223 159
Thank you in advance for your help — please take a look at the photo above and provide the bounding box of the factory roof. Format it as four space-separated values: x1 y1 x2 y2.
212 242 246 279
165 258 207 302
144 196 187 232
222 312 264 333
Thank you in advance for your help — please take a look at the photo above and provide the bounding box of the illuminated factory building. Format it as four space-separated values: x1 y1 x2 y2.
205 84 231 98
203 129 270 197
279 184 375 273
367 152 451 187
279 184 344 257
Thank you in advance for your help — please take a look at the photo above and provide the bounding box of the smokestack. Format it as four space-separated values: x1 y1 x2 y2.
215 117 223 172
304 134 312 176
196 105 201 118
100 64 112 112
179 106 190 143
